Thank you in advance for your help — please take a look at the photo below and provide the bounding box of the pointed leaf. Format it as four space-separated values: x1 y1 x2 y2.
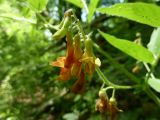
99 30 154 64
0 13 36 24
97 3 160 27
148 78 160 93
65 0 84 8
148 28 160 61
27 0 48 12
88 0 99 23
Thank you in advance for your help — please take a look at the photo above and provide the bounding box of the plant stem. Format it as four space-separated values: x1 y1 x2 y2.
94 43 140 84
143 62 155 79
72 11 87 40
145 86 160 106
96 67 133 89
112 88 116 98
0 15 36 24
36 13 58 30
143 63 160 105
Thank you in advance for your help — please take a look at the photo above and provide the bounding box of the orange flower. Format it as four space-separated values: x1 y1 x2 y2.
51 32 74 80
51 33 83 81
51 32 100 93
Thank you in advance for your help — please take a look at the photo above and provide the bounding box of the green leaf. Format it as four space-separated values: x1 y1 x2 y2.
63 113 78 120
148 78 160 93
147 28 160 61
0 13 36 24
27 0 48 12
99 30 154 64
88 0 99 23
65 0 84 8
97 3 160 27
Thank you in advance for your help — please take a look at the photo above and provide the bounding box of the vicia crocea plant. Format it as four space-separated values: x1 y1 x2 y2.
50 8 160 119
51 9 125 119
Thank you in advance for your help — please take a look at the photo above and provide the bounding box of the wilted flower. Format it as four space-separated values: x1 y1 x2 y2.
108 97 123 120
96 89 109 113
96 89 122 120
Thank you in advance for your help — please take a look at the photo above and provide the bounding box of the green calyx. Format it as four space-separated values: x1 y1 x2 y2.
53 16 71 40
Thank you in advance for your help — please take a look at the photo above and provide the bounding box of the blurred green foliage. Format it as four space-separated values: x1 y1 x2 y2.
0 0 160 120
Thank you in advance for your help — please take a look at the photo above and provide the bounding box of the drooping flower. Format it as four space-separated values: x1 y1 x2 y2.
51 32 75 81
53 9 73 40
108 97 123 120
96 89 109 113
51 32 83 77
96 89 122 120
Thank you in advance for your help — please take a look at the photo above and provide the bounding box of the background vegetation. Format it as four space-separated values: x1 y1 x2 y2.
0 0 160 120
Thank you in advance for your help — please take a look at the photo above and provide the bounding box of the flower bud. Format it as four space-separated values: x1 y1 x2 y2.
84 36 94 56
95 58 101 67
52 27 67 40
53 17 71 40
109 97 117 106
99 89 108 100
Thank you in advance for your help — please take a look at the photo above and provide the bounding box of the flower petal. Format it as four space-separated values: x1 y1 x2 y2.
51 57 66 67
71 72 85 93
58 67 71 81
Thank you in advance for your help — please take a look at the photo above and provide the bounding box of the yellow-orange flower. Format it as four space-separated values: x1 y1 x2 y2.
80 36 101 76
51 32 84 93
51 32 75 80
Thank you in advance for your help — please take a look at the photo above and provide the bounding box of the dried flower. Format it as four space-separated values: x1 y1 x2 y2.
96 90 122 120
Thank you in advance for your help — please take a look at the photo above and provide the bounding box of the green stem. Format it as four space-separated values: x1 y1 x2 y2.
0 15 36 24
112 88 116 98
143 62 155 79
143 63 160 105
72 11 87 40
145 86 160 106
96 67 133 89
36 13 58 30
94 43 140 84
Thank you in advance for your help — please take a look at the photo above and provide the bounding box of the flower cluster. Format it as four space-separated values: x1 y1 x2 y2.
51 9 101 93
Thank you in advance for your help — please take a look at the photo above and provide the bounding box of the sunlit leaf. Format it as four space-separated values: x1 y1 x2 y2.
63 113 78 120
97 3 160 27
0 13 36 24
27 0 48 12
148 78 160 93
147 28 160 62
88 0 99 23
65 0 84 8
99 30 154 64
